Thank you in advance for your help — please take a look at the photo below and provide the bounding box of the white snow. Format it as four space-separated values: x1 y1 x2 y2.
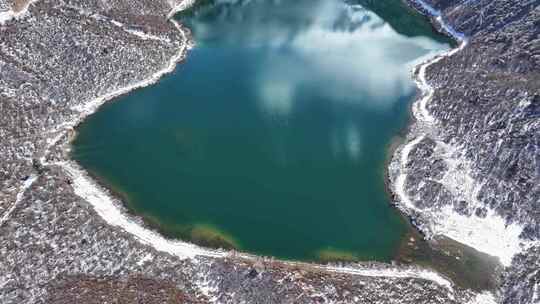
432 142 528 266
59 153 461 290
410 0 439 16
167 0 196 19
136 253 154 266
393 0 531 268
124 29 172 42
0 11 12 24
0 174 38 227
435 206 526 266
410 0 467 42
71 18 190 115
38 1 226 261
467 291 498 304
394 136 425 211
111 20 123 27
412 37 468 124
61 160 226 260
193 269 220 303
534 282 540 304
58 154 460 288
323 265 453 291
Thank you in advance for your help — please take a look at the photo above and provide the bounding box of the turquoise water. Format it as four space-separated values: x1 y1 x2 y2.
73 0 449 261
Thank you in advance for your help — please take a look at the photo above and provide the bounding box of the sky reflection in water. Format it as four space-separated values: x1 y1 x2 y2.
74 0 449 261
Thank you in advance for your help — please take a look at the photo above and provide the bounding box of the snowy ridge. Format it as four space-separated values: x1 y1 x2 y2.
0 0 37 25
533 282 539 304
0 174 38 227
393 0 532 269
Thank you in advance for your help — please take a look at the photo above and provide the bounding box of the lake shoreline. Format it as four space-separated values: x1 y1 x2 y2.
4 0 540 304
73 0 449 264
66 0 493 283
65 0 501 293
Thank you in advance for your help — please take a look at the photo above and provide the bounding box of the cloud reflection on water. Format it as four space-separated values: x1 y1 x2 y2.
189 0 447 117
256 2 447 117
186 0 447 161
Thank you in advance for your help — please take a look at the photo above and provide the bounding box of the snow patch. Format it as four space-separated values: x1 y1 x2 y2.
435 206 525 266
323 265 453 291
137 253 154 266
533 281 540 304
434 142 528 266
467 291 498 304
124 29 172 43
395 138 530 267
437 141 481 204
194 268 220 303
111 20 123 27
0 174 38 227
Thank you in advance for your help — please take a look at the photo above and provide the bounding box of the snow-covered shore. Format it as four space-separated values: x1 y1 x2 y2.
393 0 535 269
60 160 226 259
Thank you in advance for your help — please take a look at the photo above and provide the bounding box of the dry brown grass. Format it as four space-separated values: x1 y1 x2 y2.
47 275 208 304
12 0 30 13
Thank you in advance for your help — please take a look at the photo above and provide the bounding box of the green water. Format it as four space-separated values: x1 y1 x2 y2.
73 0 449 262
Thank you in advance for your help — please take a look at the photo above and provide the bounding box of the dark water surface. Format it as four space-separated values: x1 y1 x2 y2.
73 0 449 262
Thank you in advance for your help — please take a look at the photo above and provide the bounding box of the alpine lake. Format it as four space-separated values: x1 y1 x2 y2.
72 0 453 263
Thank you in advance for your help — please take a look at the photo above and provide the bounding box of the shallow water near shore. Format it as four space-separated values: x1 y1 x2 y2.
73 0 449 262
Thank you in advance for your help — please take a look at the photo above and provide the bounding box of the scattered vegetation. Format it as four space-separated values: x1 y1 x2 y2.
316 248 359 263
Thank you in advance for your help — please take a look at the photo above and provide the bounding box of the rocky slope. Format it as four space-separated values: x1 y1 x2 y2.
391 0 540 303
0 0 537 303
